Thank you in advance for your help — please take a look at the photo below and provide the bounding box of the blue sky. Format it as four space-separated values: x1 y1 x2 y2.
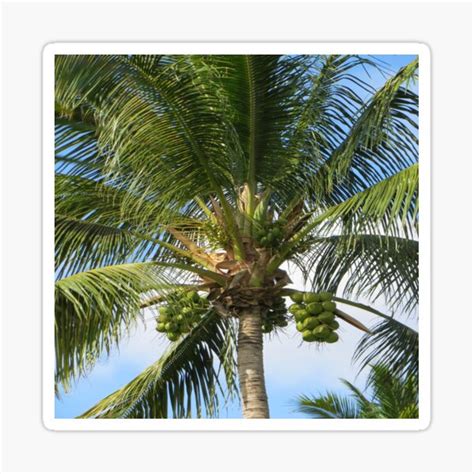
55 54 418 419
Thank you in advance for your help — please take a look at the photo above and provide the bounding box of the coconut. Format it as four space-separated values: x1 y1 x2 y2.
167 332 179 342
322 301 336 312
325 332 339 343
288 303 304 314
303 292 319 304
302 329 315 340
318 311 335 323
296 321 305 332
295 309 310 322
271 227 283 239
158 314 170 324
303 317 320 330
307 302 323 315
319 291 333 301
290 292 304 304
262 323 273 333
328 320 340 330
156 322 167 333
159 306 170 316
313 325 330 338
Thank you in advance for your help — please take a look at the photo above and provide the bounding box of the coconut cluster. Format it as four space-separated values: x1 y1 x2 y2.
255 220 286 248
261 296 288 333
289 291 340 344
155 290 208 341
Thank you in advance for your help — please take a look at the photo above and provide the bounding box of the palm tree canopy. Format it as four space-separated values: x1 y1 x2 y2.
54 54 419 417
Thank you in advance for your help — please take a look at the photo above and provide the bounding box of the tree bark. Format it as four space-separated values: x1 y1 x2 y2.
237 306 270 418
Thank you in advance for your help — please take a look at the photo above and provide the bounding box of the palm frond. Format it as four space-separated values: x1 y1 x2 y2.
294 392 361 419
55 214 165 278
314 59 418 204
367 365 418 418
55 261 182 390
305 234 418 313
353 317 419 380
271 164 418 273
79 312 238 418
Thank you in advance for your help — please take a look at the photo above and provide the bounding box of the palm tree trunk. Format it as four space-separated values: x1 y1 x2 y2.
237 306 270 418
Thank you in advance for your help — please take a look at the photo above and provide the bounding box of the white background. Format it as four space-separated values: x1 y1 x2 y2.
1 0 472 472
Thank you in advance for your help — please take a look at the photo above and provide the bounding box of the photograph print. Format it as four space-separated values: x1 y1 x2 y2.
46 45 427 427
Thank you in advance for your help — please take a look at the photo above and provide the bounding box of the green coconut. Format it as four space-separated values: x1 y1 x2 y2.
167 332 179 342
319 291 333 302
313 325 331 338
318 311 335 324
302 329 316 342
290 292 304 304
289 303 304 314
156 322 167 333
158 314 170 324
295 309 310 322
303 317 320 330
325 332 339 343
271 227 283 239
327 320 340 330
182 307 193 316
165 321 178 332
296 321 305 332
307 302 323 315
322 301 336 312
303 292 319 304
262 323 273 333
276 318 288 327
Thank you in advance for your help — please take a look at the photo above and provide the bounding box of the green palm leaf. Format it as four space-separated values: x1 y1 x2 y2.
305 234 418 313
353 317 419 380
79 312 238 418
295 392 361 418
55 262 170 390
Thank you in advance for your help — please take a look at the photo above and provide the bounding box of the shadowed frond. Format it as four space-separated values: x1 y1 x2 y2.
306 234 418 313
353 317 418 380
79 312 238 418
314 59 418 204
367 365 418 418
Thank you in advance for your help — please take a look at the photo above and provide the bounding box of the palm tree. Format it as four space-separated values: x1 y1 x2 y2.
295 317 419 418
54 54 419 418
295 364 419 419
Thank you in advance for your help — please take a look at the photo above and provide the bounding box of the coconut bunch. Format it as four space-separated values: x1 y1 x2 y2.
261 296 289 333
254 219 287 249
155 290 209 341
289 291 340 344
